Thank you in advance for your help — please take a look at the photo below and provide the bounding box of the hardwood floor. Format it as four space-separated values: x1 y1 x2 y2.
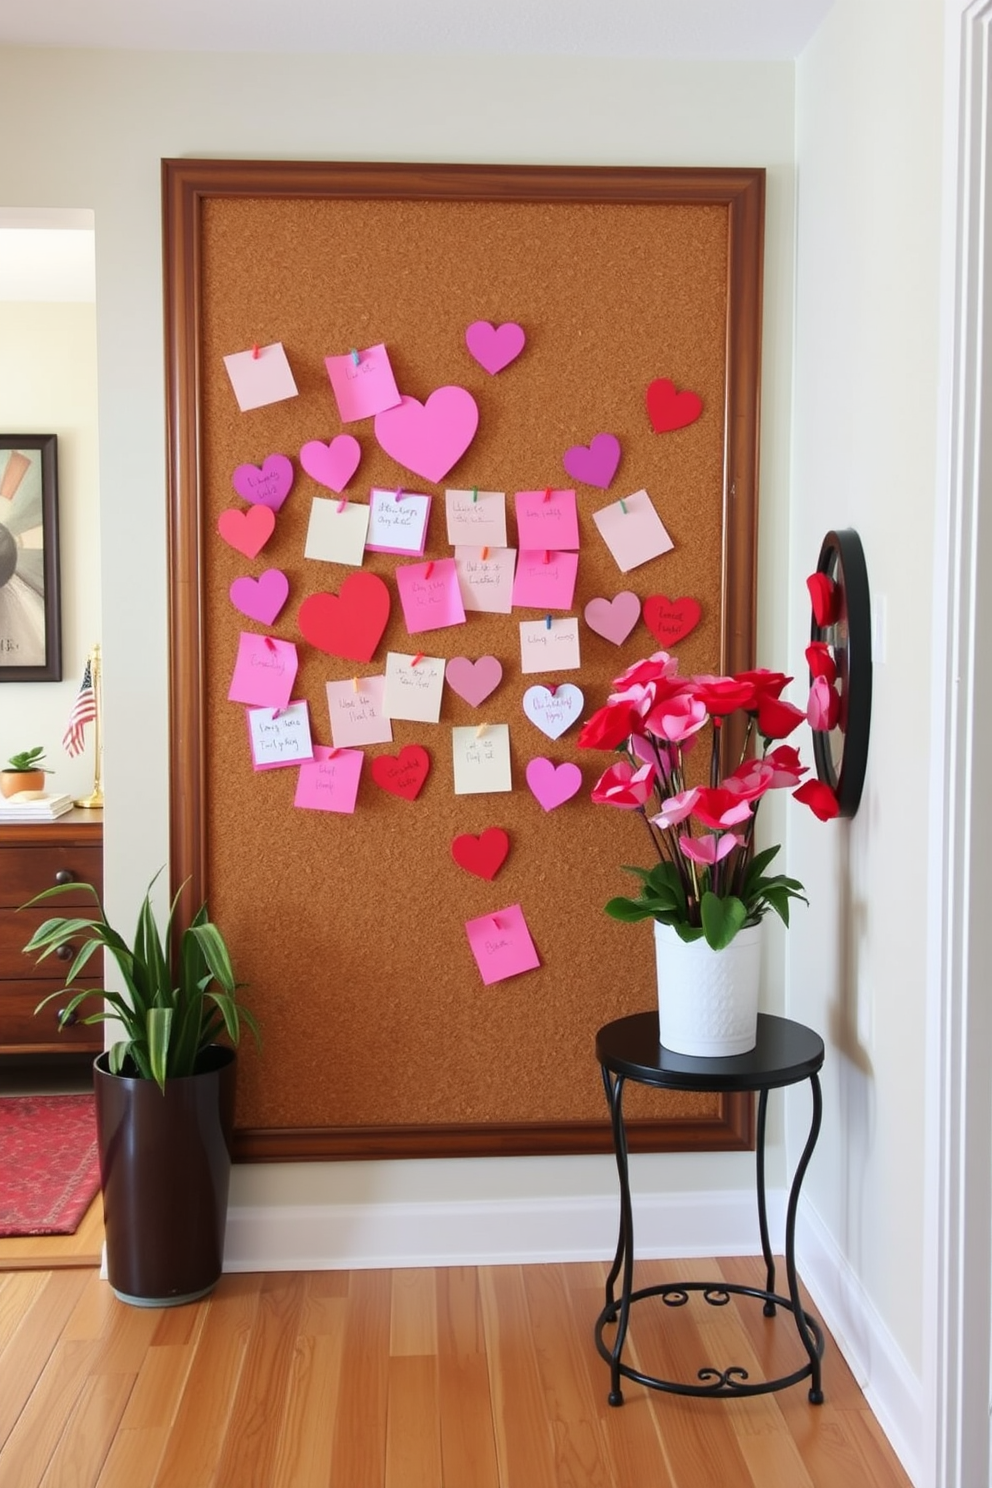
0 1250 913 1488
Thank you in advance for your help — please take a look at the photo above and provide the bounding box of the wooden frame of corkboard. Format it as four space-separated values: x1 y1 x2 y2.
162 159 765 1162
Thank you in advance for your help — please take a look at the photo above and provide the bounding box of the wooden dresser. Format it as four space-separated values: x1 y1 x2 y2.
0 808 104 1055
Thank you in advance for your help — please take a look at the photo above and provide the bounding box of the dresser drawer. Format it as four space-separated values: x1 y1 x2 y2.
0 981 104 1053
0 844 102 909
0 908 99 979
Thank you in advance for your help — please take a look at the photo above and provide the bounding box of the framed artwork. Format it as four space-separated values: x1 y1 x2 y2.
0 435 62 682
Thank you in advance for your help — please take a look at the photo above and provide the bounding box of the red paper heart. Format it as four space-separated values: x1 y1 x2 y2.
298 571 390 662
217 504 276 559
371 745 430 801
451 827 510 881
643 594 702 647
645 378 703 433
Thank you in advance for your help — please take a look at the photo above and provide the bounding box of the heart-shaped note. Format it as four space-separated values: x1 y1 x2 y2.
464 320 526 375
229 568 290 625
522 684 584 741
525 758 583 812
218 505 276 559
644 594 702 647
298 571 390 662
445 655 503 708
562 432 621 489
374 387 479 483
451 827 510 881
584 592 641 646
232 453 294 511
299 435 362 493
371 744 430 801
646 378 703 433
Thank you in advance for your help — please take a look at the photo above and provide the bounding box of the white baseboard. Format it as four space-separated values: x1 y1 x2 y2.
223 1186 785 1272
797 1197 923 1487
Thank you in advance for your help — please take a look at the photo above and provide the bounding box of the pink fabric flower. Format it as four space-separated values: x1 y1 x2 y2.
723 759 775 802
807 676 841 732
650 787 700 829
764 745 808 787
691 787 754 831
645 692 709 744
631 731 677 778
612 651 680 689
590 759 657 809
680 831 743 866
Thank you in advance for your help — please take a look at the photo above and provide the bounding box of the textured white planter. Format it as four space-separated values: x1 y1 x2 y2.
653 920 763 1057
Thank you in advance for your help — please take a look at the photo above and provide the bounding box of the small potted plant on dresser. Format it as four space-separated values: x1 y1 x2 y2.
1 747 52 798
21 872 259 1308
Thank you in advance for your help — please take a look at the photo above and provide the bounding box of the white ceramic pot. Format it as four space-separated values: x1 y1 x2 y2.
653 919 763 1057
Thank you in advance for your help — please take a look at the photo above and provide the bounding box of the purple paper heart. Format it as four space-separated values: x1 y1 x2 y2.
232 454 294 511
465 320 526 375
562 433 621 490
229 569 290 626
299 435 362 494
525 757 583 812
445 655 503 708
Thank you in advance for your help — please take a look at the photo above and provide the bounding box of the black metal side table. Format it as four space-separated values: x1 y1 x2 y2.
595 1010 825 1406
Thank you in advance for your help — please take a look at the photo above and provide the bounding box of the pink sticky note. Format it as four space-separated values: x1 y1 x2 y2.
396 557 467 635
325 344 402 423
222 342 298 413
454 546 516 614
228 632 298 710
465 903 541 986
326 676 393 748
295 745 363 813
592 489 674 573
511 550 579 611
514 489 579 550
246 700 314 770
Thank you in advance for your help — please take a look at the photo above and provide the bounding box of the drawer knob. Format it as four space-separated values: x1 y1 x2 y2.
54 869 76 886
57 1007 78 1028
56 943 74 961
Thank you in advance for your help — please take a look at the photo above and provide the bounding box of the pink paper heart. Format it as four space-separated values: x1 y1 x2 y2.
299 435 362 493
217 505 275 559
584 591 641 646
232 453 295 510
525 757 583 812
374 388 479 484
445 655 503 708
229 568 290 625
464 320 526 375
562 433 621 490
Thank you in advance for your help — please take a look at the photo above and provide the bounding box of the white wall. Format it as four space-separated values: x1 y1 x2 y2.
0 300 101 798
791 0 944 1393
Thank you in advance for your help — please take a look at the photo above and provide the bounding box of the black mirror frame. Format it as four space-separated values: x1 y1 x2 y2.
809 528 872 819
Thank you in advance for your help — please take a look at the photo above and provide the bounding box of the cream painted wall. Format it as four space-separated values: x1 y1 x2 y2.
0 54 797 1209
791 0 944 1375
0 301 101 798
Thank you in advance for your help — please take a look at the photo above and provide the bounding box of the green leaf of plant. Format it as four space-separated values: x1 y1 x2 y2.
604 897 659 923
146 1007 173 1091
700 892 748 950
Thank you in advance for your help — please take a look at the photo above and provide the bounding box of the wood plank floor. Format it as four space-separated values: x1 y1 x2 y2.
0 1251 913 1488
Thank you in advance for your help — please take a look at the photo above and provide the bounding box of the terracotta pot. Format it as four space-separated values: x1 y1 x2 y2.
0 769 46 798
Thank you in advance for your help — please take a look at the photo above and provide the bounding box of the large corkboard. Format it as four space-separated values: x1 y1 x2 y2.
162 161 764 1161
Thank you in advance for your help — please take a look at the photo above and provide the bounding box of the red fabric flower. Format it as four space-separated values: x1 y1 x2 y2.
576 699 638 751
591 760 657 809
793 778 840 820
690 675 757 715
764 745 808 787
756 695 805 740
734 668 792 701
807 571 840 627
805 642 837 683
691 787 754 831
612 651 680 690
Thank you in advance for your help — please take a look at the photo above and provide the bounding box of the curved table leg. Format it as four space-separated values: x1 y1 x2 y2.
755 1088 777 1315
599 1067 633 1406
784 1071 824 1403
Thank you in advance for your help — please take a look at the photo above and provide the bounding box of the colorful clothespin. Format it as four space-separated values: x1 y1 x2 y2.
476 722 488 738
412 652 425 668
542 549 551 565
337 496 348 513
424 561 434 579
350 348 360 366
251 343 260 360
619 497 628 514
395 488 404 502
545 614 553 629
543 486 553 502
481 546 489 561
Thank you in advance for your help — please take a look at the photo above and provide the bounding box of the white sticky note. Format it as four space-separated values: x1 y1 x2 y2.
592 488 674 573
366 488 432 556
304 497 371 567
453 546 516 614
326 675 393 748
452 724 512 795
519 617 581 674
246 700 315 770
222 342 299 413
445 489 507 547
382 652 446 723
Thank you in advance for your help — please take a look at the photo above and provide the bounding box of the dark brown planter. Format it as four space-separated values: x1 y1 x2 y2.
93 1045 236 1306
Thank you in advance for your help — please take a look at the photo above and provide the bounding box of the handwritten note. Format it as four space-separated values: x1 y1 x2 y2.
514 489 579 549
519 617 581 674
445 489 507 547
228 633 298 710
453 546 516 614
325 675 393 748
247 700 315 770
324 343 402 423
366 488 432 556
465 903 541 987
395 558 466 635
510 549 579 611
382 652 446 723
592 488 674 572
452 724 512 795
304 497 371 567
294 745 363 812
222 342 298 412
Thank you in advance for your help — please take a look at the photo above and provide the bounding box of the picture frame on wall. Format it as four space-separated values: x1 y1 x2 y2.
0 434 62 682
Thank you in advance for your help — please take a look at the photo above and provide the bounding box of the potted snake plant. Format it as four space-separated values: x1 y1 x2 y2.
22 871 259 1307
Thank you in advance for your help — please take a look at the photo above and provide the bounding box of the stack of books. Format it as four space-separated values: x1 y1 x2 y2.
0 792 75 822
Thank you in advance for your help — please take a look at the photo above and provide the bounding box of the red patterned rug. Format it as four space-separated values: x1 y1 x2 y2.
0 1094 101 1237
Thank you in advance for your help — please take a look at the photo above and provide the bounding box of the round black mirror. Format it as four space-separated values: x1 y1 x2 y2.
809 529 872 819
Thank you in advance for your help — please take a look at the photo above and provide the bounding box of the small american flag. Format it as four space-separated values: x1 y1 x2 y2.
63 660 97 757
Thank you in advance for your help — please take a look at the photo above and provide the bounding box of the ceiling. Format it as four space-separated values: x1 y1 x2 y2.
0 0 833 61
